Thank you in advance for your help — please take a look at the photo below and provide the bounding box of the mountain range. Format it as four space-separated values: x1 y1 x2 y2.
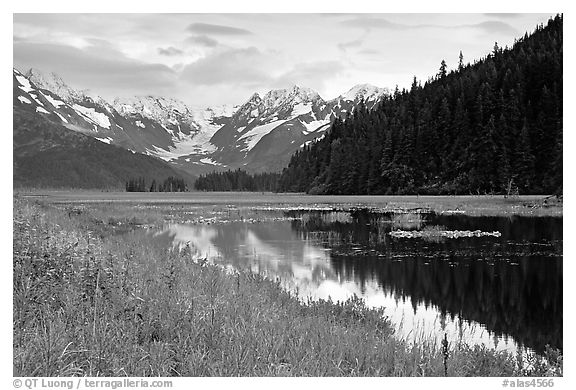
13 67 388 181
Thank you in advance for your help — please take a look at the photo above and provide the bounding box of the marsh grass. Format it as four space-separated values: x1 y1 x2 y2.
419 225 447 243
390 212 425 230
13 198 562 377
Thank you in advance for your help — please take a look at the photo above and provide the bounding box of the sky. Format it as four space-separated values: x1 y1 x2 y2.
13 13 555 107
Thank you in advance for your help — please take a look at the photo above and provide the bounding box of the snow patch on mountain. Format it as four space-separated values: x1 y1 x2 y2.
16 75 34 93
300 133 327 148
72 104 111 129
301 120 330 135
175 133 218 155
190 104 238 123
29 93 44 106
238 120 287 151
54 111 69 123
18 96 31 104
36 106 50 114
145 145 174 160
95 137 113 144
292 102 313 117
200 157 224 166
146 145 191 162
200 157 226 167
40 91 65 108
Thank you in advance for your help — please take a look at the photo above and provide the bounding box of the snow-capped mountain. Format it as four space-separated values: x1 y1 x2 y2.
193 85 331 172
341 83 387 103
113 96 201 133
13 67 388 175
13 68 233 164
14 68 122 139
171 84 389 172
111 95 235 160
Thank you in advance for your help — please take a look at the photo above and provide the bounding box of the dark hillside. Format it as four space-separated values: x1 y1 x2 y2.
13 107 191 189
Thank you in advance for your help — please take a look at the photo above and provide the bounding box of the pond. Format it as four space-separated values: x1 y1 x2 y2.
147 206 562 355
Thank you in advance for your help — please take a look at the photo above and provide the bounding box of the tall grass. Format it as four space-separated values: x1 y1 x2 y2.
390 212 425 230
13 197 562 377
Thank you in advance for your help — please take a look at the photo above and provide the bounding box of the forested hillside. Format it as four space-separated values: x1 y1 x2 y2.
279 15 562 195
195 169 280 192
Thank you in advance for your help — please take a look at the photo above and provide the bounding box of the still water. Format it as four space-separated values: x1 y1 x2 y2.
150 208 562 354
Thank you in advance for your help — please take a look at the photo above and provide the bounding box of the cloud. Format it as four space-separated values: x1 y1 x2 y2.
186 22 252 36
273 61 345 92
338 38 363 52
13 41 177 98
84 38 121 56
158 46 184 56
180 47 273 86
341 17 406 30
463 21 518 35
319 13 359 18
358 49 381 55
340 16 518 35
483 13 521 19
185 35 219 47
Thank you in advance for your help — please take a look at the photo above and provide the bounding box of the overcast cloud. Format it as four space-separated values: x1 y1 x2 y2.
186 22 253 36
13 13 554 106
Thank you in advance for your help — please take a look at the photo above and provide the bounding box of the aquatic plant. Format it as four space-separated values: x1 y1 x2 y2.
391 212 425 230
389 229 502 239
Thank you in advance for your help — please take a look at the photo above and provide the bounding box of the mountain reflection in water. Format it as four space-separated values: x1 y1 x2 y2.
152 210 562 354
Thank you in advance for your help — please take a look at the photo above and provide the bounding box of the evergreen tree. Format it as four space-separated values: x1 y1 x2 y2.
438 60 448 79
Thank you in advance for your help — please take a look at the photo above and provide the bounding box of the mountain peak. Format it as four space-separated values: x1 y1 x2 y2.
112 95 195 126
25 68 88 103
247 92 261 103
289 84 322 101
261 85 322 109
342 84 389 102
114 95 188 110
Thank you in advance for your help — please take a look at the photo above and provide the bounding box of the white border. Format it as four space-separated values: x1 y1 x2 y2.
2 1 573 389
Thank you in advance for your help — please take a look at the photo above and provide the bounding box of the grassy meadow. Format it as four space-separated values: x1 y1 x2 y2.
20 190 562 217
12 195 563 377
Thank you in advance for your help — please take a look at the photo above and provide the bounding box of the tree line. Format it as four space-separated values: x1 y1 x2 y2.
278 15 562 195
125 176 187 192
194 169 280 192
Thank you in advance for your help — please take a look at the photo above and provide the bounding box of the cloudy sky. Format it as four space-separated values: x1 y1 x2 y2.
13 13 554 107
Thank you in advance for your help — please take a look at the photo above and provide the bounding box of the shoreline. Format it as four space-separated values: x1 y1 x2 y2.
15 190 562 217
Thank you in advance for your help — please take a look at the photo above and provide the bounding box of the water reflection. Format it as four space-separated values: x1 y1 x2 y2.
152 209 562 354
